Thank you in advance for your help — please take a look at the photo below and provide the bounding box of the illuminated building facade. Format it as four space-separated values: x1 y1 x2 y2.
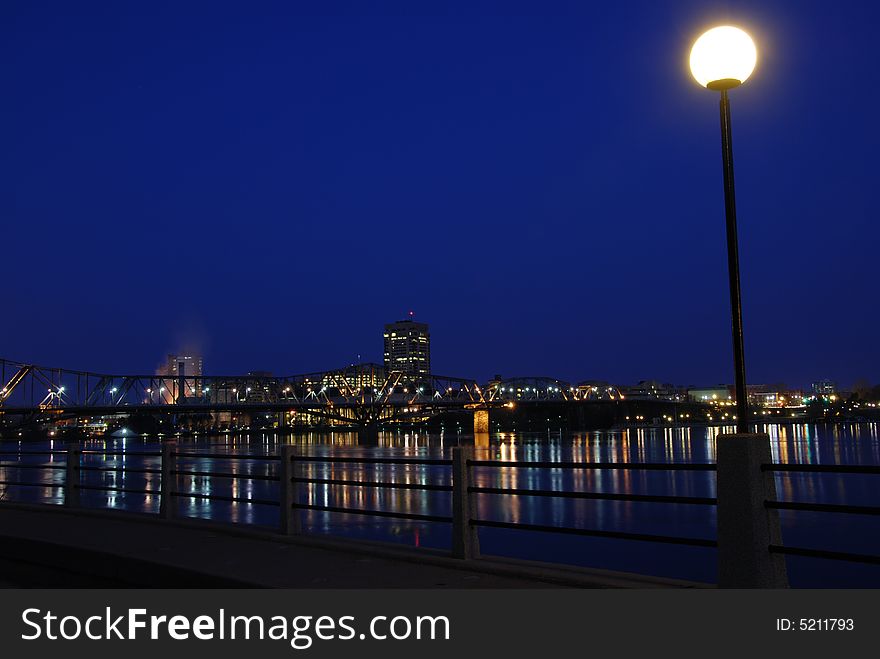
164 354 203 379
383 320 430 377
812 379 836 395
687 386 732 403
161 354 203 400
620 380 686 401
321 363 386 392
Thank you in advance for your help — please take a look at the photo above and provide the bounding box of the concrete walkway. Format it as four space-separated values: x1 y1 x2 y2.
0 504 709 588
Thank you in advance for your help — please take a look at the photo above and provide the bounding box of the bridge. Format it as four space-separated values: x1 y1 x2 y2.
0 358 622 435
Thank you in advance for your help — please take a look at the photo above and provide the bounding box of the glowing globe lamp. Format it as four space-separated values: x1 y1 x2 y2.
689 26 757 91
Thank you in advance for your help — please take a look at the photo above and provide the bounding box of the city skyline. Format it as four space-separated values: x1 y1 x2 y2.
2 315 855 394
2 0 878 387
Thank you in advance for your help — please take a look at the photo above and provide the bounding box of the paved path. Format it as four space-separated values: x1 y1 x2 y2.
0 504 708 588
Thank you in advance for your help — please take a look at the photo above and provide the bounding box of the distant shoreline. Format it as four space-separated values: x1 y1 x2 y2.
1 417 878 444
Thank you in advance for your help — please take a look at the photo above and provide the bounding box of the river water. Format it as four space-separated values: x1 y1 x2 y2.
1 422 878 587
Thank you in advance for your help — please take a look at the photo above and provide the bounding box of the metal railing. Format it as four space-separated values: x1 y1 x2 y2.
761 463 880 566
464 459 717 552
0 449 67 492
1 443 879 585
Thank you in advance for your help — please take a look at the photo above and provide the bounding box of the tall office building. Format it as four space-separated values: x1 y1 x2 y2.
161 354 204 401
383 319 430 377
164 354 203 379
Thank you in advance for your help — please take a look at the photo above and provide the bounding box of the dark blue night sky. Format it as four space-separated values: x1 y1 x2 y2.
1 0 877 387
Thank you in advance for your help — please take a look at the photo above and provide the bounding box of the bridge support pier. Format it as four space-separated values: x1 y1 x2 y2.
473 409 489 434
277 410 289 430
716 433 788 588
358 424 379 445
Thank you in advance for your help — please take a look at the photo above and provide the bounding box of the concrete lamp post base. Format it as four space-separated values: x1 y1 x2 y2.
716 433 789 588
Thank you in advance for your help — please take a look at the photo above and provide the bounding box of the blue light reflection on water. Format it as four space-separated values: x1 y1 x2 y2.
1 422 878 587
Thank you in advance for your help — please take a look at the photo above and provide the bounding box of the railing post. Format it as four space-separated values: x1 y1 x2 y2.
452 446 479 560
280 445 301 535
716 433 788 588
65 444 81 508
160 441 176 520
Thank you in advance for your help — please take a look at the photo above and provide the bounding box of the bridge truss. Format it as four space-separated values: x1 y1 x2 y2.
0 358 488 428
0 359 628 434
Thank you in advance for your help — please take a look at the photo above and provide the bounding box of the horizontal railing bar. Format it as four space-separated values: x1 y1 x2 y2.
0 462 66 470
762 464 880 475
172 469 279 482
294 456 452 466
78 466 161 474
469 460 717 471
76 485 157 495
766 501 880 516
471 519 718 547
293 476 452 492
0 480 64 488
170 492 279 506
769 545 880 565
80 451 162 457
292 502 452 523
469 487 717 505
173 452 280 461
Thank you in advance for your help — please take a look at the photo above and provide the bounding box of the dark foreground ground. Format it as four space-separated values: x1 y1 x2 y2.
0 504 706 589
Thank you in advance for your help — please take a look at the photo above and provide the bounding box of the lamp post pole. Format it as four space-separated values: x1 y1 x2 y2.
718 89 749 434
691 25 788 587
690 25 758 435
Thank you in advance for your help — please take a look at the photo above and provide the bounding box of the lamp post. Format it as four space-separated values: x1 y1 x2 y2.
689 27 788 587
690 26 757 435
